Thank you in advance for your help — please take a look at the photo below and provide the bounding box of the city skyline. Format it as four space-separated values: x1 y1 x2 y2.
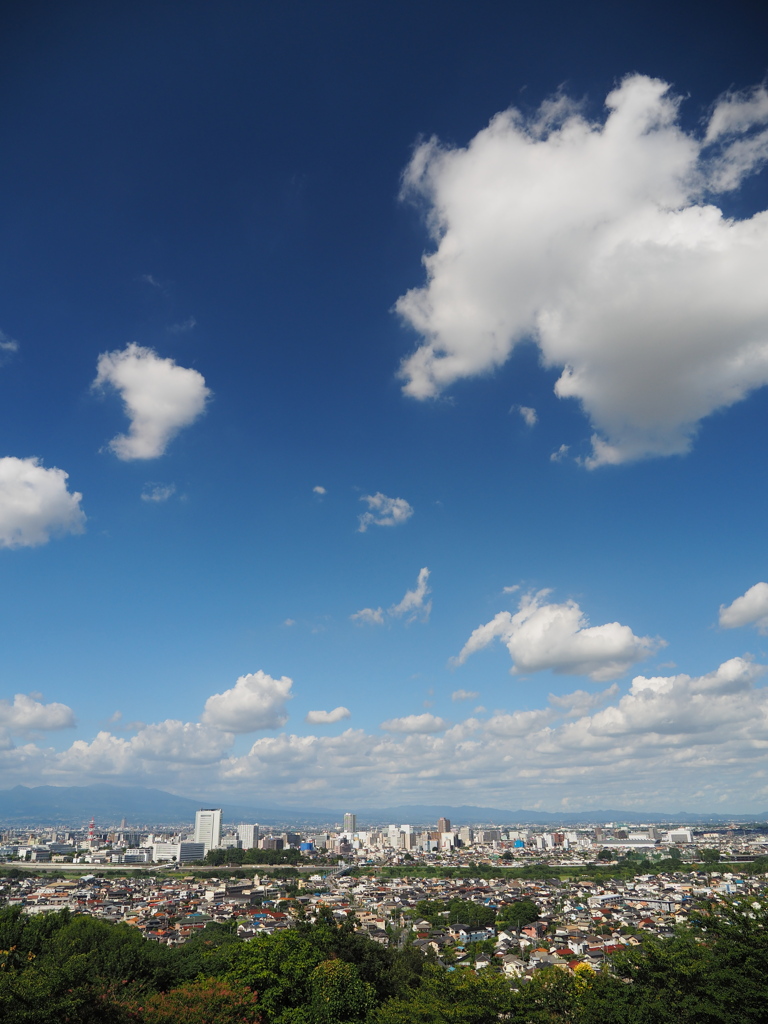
1 2 768 812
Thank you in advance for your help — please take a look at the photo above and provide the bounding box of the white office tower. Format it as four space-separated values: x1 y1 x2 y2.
237 823 260 849
194 808 222 852
343 812 357 833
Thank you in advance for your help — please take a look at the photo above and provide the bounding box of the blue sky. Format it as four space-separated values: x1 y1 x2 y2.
2 0 768 812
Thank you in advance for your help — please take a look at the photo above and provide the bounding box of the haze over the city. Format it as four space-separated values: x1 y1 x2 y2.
1 0 768 813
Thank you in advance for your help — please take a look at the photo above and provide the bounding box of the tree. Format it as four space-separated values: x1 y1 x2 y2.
129 978 260 1024
371 963 512 1024
496 899 540 931
223 928 323 1023
308 959 375 1024
512 966 581 1024
446 900 495 929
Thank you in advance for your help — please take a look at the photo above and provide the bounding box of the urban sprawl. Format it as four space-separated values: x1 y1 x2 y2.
2 810 766 978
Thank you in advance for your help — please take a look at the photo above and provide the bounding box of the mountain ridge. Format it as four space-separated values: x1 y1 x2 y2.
1 785 765 827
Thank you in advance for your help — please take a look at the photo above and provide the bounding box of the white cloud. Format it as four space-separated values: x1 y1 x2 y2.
706 85 768 142
719 582 768 634
0 694 75 731
515 405 537 427
350 607 385 625
7 655 768 810
485 708 553 736
452 688 480 701
0 457 85 548
389 567 432 622
397 75 768 466
283 618 296 627
548 683 620 717
305 706 351 725
0 329 19 357
168 316 197 334
141 483 176 503
129 720 233 762
550 444 570 463
358 492 413 531
201 671 293 733
454 590 659 681
139 274 165 291
57 721 233 774
94 343 210 460
313 485 327 495
352 567 432 625
381 713 449 733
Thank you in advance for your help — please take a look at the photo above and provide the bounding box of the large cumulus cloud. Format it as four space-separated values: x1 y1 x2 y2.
0 457 85 548
201 671 293 733
454 590 659 681
396 76 768 466
94 343 210 460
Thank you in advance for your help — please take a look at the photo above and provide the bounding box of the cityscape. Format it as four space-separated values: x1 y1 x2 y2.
2 805 767 972
3 807 764 869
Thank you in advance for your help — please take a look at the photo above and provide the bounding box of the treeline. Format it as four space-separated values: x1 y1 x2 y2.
362 853 767 883
2 899 768 1022
203 848 304 867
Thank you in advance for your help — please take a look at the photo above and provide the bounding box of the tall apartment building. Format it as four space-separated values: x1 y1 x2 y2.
237 823 260 849
343 812 357 833
437 817 451 834
194 808 222 852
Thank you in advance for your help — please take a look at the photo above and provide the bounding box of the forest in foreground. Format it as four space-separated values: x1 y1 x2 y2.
0 898 767 1023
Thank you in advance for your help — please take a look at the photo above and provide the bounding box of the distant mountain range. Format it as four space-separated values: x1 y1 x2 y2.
0 785 766 828
0 785 285 827
358 804 768 826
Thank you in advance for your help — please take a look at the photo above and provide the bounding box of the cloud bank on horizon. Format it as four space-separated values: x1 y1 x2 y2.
397 76 768 466
3 642 768 811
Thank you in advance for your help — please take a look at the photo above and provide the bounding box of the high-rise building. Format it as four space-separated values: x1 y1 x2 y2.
437 817 451 834
194 808 222 852
343 812 357 833
237 823 260 849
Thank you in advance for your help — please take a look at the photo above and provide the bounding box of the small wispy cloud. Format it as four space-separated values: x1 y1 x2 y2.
139 273 164 290
381 713 449 734
305 706 351 725
350 607 385 626
514 405 538 427
313 485 327 495
550 444 570 463
452 689 480 701
352 568 432 626
358 492 413 532
141 483 176 503
389 567 431 622
0 329 19 355
168 316 197 334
